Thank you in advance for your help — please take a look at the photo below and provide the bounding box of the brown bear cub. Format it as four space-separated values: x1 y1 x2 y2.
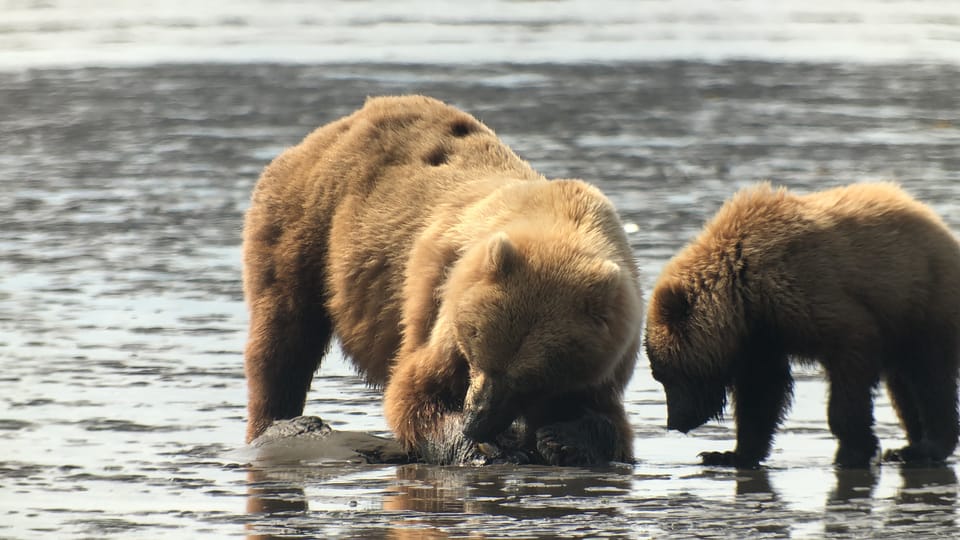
645 182 960 468
243 95 643 466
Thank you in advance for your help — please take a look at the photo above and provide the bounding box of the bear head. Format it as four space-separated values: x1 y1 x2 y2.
441 231 638 443
644 275 745 433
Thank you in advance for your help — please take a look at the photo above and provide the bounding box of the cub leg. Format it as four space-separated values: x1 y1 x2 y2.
701 357 792 468
826 362 880 468
884 339 959 464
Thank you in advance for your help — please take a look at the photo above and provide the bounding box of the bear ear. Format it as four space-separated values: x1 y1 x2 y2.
484 232 517 277
652 279 692 329
592 259 622 300
585 259 622 324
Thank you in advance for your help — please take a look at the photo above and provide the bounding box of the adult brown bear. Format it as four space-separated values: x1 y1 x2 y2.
644 182 960 468
242 95 643 465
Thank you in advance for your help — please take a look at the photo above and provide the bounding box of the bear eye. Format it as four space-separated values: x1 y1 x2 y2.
456 319 481 341
464 324 481 342
456 324 483 361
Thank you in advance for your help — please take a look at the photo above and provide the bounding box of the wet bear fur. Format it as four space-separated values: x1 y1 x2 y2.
243 95 643 465
644 182 960 468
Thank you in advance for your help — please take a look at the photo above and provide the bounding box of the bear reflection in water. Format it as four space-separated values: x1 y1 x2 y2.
645 182 960 468
244 455 959 539
242 96 643 466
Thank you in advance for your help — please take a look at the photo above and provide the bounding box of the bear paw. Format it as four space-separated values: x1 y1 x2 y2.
882 443 948 466
417 415 534 465
699 450 761 469
535 415 616 467
475 441 533 465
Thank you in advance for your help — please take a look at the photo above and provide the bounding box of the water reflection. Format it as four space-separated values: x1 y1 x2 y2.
243 460 960 538
244 462 635 538
734 468 777 497
889 465 958 530
825 468 878 535
383 463 633 518
733 469 791 537
245 468 309 540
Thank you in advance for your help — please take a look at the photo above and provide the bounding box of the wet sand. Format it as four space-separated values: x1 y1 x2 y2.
2 60 960 538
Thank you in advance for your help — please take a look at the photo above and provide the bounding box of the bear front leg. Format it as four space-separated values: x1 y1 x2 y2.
535 410 618 466
701 359 793 469
384 346 530 465
419 412 533 465
533 392 633 466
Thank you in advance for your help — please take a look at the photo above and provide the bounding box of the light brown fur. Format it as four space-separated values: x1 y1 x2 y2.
645 182 960 467
243 95 642 465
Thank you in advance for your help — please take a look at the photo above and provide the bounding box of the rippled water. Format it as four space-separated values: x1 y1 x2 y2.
3 2 960 539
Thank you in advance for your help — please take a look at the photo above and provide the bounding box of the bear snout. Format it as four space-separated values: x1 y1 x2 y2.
462 373 517 441
664 385 714 434
666 412 699 434
462 406 494 440
462 400 517 441
463 386 518 441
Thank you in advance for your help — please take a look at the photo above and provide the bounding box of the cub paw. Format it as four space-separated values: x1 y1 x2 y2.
834 442 879 469
699 450 761 469
882 442 947 466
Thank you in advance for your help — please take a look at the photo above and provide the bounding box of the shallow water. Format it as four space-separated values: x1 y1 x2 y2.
3 3 960 539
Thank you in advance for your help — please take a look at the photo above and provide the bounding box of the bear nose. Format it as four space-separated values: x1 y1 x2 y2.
666 416 693 434
462 406 495 441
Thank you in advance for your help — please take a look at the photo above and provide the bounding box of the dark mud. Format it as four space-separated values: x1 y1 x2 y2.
2 61 960 538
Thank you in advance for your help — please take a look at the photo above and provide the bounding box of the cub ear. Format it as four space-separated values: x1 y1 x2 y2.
652 279 692 329
484 232 517 277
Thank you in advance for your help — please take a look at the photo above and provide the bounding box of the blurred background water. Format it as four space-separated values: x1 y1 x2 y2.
2 1 960 538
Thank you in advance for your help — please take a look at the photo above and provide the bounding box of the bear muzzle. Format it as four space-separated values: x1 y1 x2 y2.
664 385 715 434
666 411 702 434
664 384 726 433
462 378 517 442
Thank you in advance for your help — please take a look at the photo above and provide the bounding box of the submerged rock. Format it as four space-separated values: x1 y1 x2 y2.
250 416 410 464
250 414 620 467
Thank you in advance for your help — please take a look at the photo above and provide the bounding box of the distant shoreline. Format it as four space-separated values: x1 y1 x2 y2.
2 0 959 71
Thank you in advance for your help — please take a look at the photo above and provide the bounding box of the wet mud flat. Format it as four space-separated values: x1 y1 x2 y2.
1 61 960 538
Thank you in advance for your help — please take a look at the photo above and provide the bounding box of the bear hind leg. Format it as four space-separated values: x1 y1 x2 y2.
885 370 924 446
245 301 334 443
883 339 959 464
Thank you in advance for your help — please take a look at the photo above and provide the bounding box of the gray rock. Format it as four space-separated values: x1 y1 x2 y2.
250 416 410 464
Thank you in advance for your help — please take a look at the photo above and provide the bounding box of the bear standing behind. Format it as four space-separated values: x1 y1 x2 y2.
644 182 960 468
242 95 643 465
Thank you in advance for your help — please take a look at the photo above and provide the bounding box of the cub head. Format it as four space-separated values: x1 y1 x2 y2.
446 231 639 443
644 276 740 433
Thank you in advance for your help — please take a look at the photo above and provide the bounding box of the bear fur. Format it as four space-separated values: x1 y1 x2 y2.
644 182 960 468
243 95 643 465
